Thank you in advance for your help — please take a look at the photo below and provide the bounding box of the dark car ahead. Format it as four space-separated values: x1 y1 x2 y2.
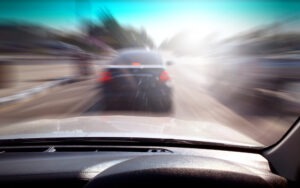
98 49 172 112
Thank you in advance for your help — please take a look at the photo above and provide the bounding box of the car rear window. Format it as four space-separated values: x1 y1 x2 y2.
112 52 163 65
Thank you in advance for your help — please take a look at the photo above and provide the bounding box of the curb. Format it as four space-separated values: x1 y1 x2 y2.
0 77 74 106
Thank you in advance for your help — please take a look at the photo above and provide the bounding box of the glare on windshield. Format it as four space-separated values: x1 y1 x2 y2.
0 0 299 147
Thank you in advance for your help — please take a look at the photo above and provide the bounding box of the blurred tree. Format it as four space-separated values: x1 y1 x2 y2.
85 9 154 49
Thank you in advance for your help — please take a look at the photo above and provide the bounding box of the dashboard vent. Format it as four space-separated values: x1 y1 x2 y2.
147 148 171 153
0 147 49 152
0 146 173 153
47 146 172 153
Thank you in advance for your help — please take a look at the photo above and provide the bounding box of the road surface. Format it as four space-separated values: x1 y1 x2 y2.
0 58 297 146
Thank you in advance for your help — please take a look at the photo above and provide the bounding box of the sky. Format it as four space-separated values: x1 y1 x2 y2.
1 0 300 44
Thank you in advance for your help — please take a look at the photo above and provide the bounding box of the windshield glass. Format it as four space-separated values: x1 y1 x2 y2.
0 0 299 148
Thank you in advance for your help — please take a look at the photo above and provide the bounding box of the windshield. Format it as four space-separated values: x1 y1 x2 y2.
0 0 299 148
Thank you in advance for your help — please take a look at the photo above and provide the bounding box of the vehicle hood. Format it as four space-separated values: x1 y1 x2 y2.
0 116 263 147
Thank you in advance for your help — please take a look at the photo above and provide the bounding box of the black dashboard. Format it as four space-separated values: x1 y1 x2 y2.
0 146 287 188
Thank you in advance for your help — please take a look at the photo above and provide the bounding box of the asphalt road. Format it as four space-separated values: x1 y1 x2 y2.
0 59 297 145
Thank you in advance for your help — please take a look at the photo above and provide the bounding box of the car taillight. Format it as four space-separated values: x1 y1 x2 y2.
99 71 112 83
159 71 170 82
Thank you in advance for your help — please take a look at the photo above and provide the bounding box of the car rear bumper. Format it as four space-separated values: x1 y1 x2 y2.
99 86 173 111
102 89 172 101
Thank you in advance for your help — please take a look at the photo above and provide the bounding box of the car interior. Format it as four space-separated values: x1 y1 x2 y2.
0 118 298 188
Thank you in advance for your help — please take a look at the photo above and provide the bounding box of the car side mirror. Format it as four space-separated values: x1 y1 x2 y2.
166 61 174 66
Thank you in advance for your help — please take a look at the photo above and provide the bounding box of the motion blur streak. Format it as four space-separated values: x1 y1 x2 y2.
0 0 299 146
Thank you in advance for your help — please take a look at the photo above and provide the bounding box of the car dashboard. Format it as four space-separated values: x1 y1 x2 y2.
0 145 287 188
